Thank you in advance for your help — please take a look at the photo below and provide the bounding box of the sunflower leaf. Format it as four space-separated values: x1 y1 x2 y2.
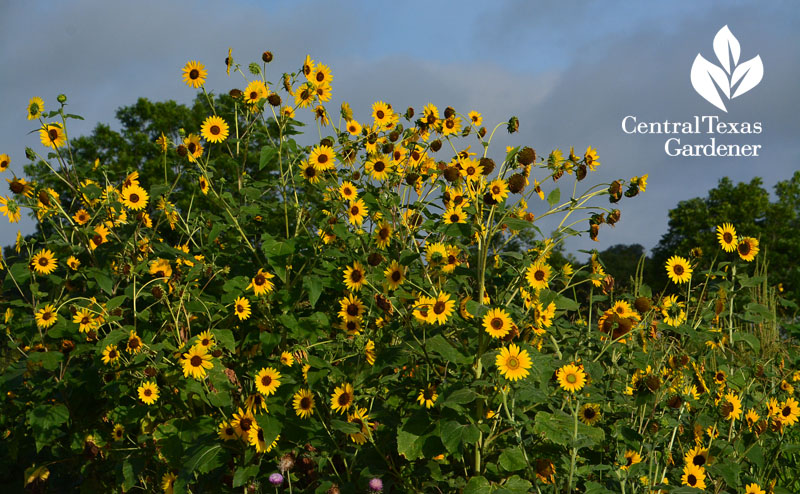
498 447 527 471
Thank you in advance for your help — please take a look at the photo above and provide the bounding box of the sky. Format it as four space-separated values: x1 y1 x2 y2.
1 0 797 259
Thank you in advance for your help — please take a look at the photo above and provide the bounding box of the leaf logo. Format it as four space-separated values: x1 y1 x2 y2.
690 25 763 112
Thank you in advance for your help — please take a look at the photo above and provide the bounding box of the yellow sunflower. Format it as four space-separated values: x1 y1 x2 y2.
459 159 483 182
684 446 709 468
121 185 148 210
374 221 393 249
665 255 692 284
429 292 455 325
31 249 57 275
27 97 44 120
245 393 268 414
293 389 315 419
101 344 120 365
231 407 257 439
584 146 600 170
338 294 365 321
776 397 800 426
483 308 513 339
247 268 275 296
556 363 587 393
183 134 204 161
311 63 333 86
181 344 213 380
331 382 355 414
343 261 366 292
243 80 268 105
417 385 438 408
255 367 282 396
200 115 229 143
371 101 393 128
441 116 461 136
620 450 641 470
526 262 551 291
365 340 376 365
347 199 368 226
346 120 362 136
681 464 706 490
720 391 742 421
112 424 125 442
339 181 358 201
181 60 207 88
72 209 90 225
384 260 405 290
72 308 96 333
309 145 336 170
0 154 9 172
34 304 58 329
234 296 251 321
137 381 159 405
737 237 759 262
578 403 601 425
248 426 276 453
347 407 372 445
661 294 686 327
39 123 66 149
496 344 531 381
745 483 766 494
196 330 215 349
716 223 737 252
0 196 21 223
488 179 509 203
217 421 237 441
162 473 177 494
468 111 482 126
366 154 392 181
126 330 143 354
444 206 466 225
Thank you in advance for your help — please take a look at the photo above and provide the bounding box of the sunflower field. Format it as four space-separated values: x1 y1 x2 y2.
1 51 799 494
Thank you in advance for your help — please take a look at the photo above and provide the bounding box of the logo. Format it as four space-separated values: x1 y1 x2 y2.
691 25 763 112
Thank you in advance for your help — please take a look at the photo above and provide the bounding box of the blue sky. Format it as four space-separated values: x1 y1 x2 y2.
0 0 797 257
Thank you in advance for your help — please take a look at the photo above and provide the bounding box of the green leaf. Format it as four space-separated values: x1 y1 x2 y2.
95 271 114 295
427 334 471 364
233 465 260 488
215 329 235 352
499 447 527 472
464 476 491 494
332 420 361 434
497 476 533 494
29 351 63 371
185 444 225 474
439 420 478 455
504 218 532 231
397 411 431 460
445 388 477 406
731 332 760 352
547 187 561 207
303 276 323 308
259 146 278 170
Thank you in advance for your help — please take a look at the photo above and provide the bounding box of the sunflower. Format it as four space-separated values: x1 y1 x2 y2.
40 123 66 149
101 344 120 365
248 426 271 453
365 340 376 365
534 459 555 484
496 344 532 381
339 181 358 201
745 483 766 494
776 397 800 426
8 176 33 197
27 97 44 120
338 294 365 321
444 206 466 225
331 382 354 414
183 134 204 161
137 381 159 405
442 246 461 274
243 80 268 105
661 294 686 327
620 450 641 470
459 159 483 182
347 199 368 226
35 304 58 329
483 308 513 339
198 175 210 195
584 146 600 170
201 115 229 143
429 292 455 325
234 296 251 321
181 344 213 380
280 351 294 367
311 63 333 86
255 367 281 396
487 179 509 202
248 268 275 296
441 116 461 136
72 209 91 225
89 224 110 251
112 424 125 442
665 256 692 284
713 370 726 386
31 249 57 275
737 237 759 262
681 464 706 490
0 154 9 172
578 403 601 425
338 318 362 335
309 145 336 170
293 389 315 419
281 106 295 119
181 60 207 88
716 223 737 252
372 101 393 128
245 393 268 414
0 196 21 223
195 330 215 349
218 421 237 441
347 407 372 444
526 262 551 291
377 261 403 291
73 308 96 333
366 155 392 181
346 120 362 136
342 261 366 292
417 385 438 408
162 472 177 494
300 162 321 184
468 111 482 126
122 330 142 354
374 221 393 249
684 446 709 468
231 408 257 439
121 185 148 211
745 409 760 430
557 363 587 393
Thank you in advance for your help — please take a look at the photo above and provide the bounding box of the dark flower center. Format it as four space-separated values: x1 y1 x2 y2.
350 206 360 216
739 242 751 255
347 304 359 316
300 397 311 409
42 312 52 321
210 125 220 135
534 270 545 281
350 270 362 283
673 265 684 275
250 91 259 100
128 338 140 349
566 373 577 384
261 375 272 386
129 193 139 203
49 129 59 141
144 389 152 396
723 232 733 243
255 274 265 285
374 161 385 172
693 455 705 466
507 357 519 369
583 408 596 419
433 301 446 314
338 392 351 406
316 72 325 82
189 69 199 79
39 258 49 266
190 355 202 367
240 418 252 431
391 270 401 282
783 406 792 417
376 110 385 120
491 318 503 330
687 475 697 485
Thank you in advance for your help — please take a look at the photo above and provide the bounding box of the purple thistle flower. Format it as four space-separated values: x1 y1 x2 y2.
269 473 284 486
368 477 383 492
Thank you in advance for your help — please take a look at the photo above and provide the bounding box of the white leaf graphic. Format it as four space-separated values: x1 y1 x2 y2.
730 55 764 98
713 25 740 74
691 54 730 112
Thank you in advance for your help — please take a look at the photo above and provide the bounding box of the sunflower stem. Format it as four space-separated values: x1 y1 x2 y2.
566 397 580 493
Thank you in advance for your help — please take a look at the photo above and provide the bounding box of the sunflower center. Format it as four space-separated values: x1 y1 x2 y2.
210 125 220 135
534 270 545 281
723 232 733 243
433 301 446 314
391 270 401 282
38 257 49 266
374 161 385 172
190 355 202 367
673 265 684 275
491 317 503 330
250 91 259 100
376 110 385 120
450 214 459 222
225 427 234 436
316 72 325 82
189 69 199 79
109 350 117 358
739 242 751 255
338 392 351 406
10 181 23 193
586 155 593 165
350 270 362 283
257 429 264 441
584 408 596 419
144 389 152 396
128 338 140 349
300 397 311 409
350 206 360 216
626 457 633 466
693 455 705 466
466 166 475 175
81 316 90 325
49 129 59 141
783 406 791 417
187 143 197 153
566 373 577 384
240 418 252 431
42 312 52 321
492 186 500 194
261 375 272 386
379 228 390 239
129 193 139 203
411 151 420 161
347 304 359 316
454 196 463 206
237 304 245 313
201 338 210 346
507 357 519 369
346 321 357 331
687 475 697 485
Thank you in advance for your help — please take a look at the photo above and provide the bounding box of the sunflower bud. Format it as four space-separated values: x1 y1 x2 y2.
57 94 67 104
590 213 605 225
507 174 525 194
267 93 281 106
367 253 384 267
381 142 393 154
479 157 495 175
248 62 261 75
576 163 587 181
229 88 242 99
25 147 35 160
634 297 652 313
518 147 536 165
507 116 519 133
388 130 400 142
60 340 75 354
262 51 273 63
405 107 414 119
478 127 487 138
320 137 334 147
144 366 157 377
430 139 442 152
152 286 163 299
352 171 361 180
